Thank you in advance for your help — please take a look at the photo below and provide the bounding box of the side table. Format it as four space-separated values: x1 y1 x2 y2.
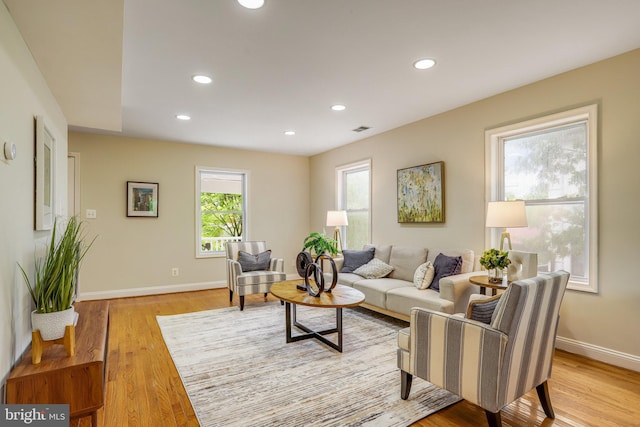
469 275 511 296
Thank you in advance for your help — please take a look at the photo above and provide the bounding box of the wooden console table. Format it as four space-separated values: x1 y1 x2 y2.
6 300 109 426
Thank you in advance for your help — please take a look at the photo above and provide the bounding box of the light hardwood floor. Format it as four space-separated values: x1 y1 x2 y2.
76 289 640 427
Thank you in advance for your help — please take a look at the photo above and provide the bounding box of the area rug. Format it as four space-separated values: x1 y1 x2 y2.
157 303 460 427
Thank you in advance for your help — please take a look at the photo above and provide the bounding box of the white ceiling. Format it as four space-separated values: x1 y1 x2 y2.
6 0 640 156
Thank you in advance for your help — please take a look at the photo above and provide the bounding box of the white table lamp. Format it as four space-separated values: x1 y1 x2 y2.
326 210 348 252
486 201 528 251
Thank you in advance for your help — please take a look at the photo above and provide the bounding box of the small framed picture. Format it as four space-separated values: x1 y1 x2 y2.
127 181 159 217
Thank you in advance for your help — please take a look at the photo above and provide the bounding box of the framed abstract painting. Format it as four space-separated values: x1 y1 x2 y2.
397 161 445 223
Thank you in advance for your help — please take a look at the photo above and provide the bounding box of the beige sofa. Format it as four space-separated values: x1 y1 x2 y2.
331 244 481 321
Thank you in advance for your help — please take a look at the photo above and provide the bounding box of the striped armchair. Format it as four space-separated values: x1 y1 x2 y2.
225 241 286 310
398 271 570 427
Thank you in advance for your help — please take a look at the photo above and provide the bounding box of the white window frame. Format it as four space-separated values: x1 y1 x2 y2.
485 104 598 292
335 159 372 250
195 166 248 258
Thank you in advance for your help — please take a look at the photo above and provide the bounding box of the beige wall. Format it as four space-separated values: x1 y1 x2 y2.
0 2 68 387
3 0 638 384
310 49 640 362
68 133 309 296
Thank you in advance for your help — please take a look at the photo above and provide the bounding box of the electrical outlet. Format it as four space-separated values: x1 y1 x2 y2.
86 209 97 219
171 268 179 277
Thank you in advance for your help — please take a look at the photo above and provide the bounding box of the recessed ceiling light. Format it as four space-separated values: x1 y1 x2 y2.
284 130 296 136
176 114 191 121
238 0 264 9
331 104 346 111
192 75 212 84
414 58 436 70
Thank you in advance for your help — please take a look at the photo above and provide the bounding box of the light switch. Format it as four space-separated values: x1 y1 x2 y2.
86 209 97 219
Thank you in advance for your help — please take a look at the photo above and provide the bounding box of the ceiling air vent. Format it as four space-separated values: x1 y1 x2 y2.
352 126 370 133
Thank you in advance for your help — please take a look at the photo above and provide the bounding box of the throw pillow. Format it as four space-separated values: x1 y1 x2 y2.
353 258 394 279
429 253 463 291
421 262 435 289
238 250 271 272
413 262 428 287
413 262 434 289
341 248 375 273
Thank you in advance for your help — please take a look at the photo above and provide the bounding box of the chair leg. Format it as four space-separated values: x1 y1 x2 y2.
239 296 245 311
536 381 555 419
264 292 268 300
485 410 502 427
229 289 233 302
400 370 413 400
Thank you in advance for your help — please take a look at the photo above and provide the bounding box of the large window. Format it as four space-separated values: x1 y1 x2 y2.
336 160 371 250
485 105 598 292
196 167 246 257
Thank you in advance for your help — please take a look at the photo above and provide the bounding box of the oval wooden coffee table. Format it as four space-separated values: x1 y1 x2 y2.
270 280 365 353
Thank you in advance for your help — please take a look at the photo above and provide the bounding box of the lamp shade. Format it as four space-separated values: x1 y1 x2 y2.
485 201 528 228
326 210 348 227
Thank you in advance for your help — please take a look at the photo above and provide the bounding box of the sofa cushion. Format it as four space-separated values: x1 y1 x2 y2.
352 278 409 309
333 272 363 287
386 287 455 315
353 258 394 279
427 248 474 273
429 253 462 291
238 250 271 272
364 244 392 264
341 248 375 273
388 246 428 282
236 270 286 285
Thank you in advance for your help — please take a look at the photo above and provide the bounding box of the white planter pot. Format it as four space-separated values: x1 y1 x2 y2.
31 306 76 341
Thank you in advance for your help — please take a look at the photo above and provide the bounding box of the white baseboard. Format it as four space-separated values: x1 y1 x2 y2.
77 280 227 301
77 274 300 301
556 336 640 372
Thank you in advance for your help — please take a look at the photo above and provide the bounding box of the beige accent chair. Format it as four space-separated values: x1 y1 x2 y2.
225 241 286 310
398 271 570 427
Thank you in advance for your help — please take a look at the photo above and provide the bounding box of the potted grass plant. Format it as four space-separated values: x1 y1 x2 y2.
19 216 95 340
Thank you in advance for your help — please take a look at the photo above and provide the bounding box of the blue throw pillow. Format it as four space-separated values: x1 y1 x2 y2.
238 250 271 272
469 297 501 324
429 253 463 291
341 248 375 273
